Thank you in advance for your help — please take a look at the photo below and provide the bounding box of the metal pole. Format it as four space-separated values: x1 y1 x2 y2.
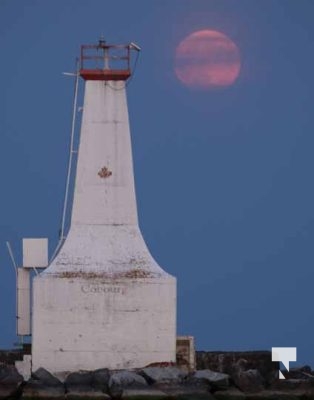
50 60 79 263
6 241 18 336
61 59 79 241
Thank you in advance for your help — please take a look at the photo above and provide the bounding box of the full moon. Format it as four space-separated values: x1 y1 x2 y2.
174 29 241 89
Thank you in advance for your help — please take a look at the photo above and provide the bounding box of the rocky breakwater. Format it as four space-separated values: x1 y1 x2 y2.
1 357 314 399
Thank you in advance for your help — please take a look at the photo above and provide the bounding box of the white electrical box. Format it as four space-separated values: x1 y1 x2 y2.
17 268 31 335
23 238 48 268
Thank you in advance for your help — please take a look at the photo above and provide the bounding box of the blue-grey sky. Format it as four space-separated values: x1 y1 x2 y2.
1 0 314 367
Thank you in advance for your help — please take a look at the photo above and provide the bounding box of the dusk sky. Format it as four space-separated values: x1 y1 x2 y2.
1 0 314 367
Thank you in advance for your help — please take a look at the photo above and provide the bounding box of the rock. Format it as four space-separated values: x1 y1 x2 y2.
140 366 187 384
196 351 277 386
233 369 264 393
192 370 230 391
109 370 147 398
184 374 212 394
283 366 314 380
32 368 63 387
23 368 64 399
109 371 147 388
265 369 280 388
65 371 97 399
0 363 23 384
65 371 93 388
92 369 110 392
22 380 65 399
300 365 312 374
0 363 23 399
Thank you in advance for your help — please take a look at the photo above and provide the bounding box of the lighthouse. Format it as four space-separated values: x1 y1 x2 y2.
31 40 177 373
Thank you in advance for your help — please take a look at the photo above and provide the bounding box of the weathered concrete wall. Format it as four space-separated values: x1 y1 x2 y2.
32 275 176 372
71 80 138 226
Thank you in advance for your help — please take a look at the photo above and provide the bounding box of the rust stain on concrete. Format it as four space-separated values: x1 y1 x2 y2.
57 268 155 279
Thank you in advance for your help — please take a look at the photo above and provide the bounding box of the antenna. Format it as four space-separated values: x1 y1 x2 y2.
6 241 17 276
130 42 141 51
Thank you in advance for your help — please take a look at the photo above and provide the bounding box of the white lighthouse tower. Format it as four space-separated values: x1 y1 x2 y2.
32 40 177 373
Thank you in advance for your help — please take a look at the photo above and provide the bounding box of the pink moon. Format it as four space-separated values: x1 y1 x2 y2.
174 30 241 89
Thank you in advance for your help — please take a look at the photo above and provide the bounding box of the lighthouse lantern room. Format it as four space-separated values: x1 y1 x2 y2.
80 38 133 81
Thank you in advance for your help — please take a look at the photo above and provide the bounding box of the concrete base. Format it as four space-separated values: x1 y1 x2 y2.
32 227 176 373
32 275 176 373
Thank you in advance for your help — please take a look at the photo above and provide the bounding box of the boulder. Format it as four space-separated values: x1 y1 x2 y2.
32 368 63 387
233 369 264 393
184 373 212 394
265 369 280 388
65 371 96 399
22 380 65 399
140 366 187 384
65 371 93 388
283 366 314 380
0 363 23 399
191 370 230 391
300 365 312 374
0 363 23 385
92 369 110 392
196 351 277 386
109 371 147 388
63 368 110 395
109 371 147 398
